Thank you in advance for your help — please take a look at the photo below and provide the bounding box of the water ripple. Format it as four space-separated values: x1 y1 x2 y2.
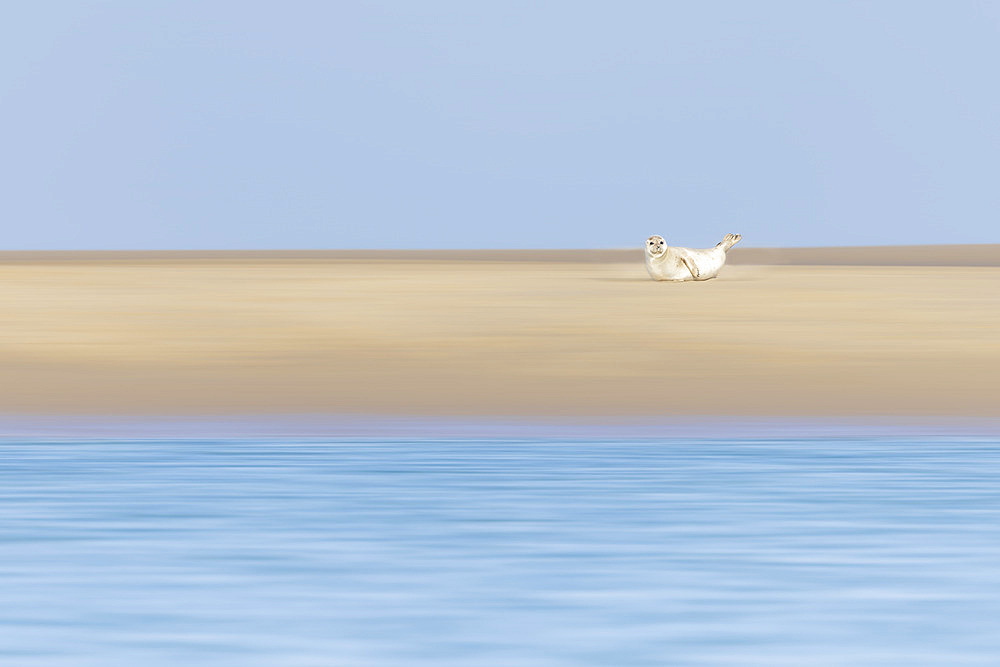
1 437 999 665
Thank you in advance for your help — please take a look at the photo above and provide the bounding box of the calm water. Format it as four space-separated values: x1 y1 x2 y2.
2 436 1000 665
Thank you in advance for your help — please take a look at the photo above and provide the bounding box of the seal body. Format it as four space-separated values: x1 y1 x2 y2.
645 233 741 281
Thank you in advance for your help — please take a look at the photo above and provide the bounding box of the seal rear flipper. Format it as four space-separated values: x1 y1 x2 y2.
718 233 742 252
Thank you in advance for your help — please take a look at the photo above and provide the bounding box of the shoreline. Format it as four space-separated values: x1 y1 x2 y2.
3 415 1000 439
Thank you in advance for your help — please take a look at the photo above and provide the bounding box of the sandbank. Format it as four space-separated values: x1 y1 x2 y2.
1 247 997 419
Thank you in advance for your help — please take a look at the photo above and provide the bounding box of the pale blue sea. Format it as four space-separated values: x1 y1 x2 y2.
2 434 1000 665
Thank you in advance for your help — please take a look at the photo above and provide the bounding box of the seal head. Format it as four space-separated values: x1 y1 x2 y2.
646 235 666 257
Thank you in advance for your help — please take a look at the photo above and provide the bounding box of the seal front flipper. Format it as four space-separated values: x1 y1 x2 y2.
681 257 700 280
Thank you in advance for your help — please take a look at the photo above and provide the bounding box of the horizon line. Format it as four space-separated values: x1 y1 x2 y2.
0 242 998 253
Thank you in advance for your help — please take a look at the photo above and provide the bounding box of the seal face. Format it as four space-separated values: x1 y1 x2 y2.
646 235 666 257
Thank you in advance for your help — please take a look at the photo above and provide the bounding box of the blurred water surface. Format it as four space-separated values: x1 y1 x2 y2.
2 436 1000 666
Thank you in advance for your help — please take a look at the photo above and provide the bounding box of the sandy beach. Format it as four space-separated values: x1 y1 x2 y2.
1 248 997 418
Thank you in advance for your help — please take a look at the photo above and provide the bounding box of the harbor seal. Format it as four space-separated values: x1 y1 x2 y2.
645 233 741 281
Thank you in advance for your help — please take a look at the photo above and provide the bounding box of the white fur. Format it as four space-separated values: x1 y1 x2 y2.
644 233 741 281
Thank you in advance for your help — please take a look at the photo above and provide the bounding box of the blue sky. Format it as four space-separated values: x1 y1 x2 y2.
2 1 998 249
